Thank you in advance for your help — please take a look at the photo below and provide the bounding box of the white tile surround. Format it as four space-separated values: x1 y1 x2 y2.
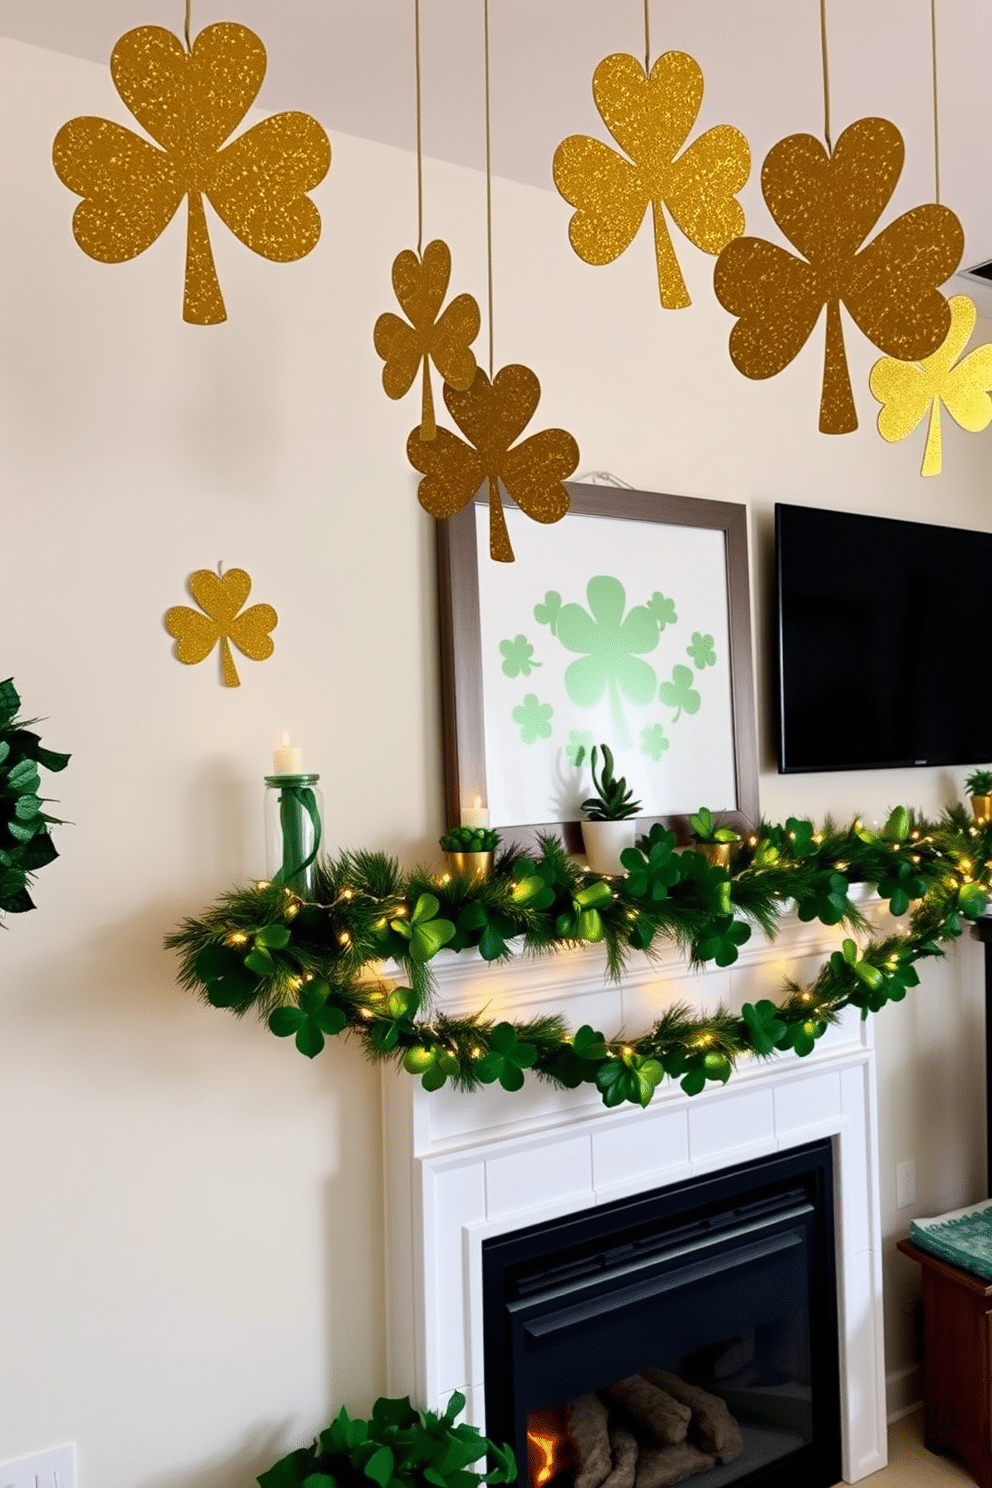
381 898 889 1484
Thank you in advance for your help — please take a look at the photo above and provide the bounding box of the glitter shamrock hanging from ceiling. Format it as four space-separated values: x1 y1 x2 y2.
374 239 480 440
407 365 579 563
553 50 750 309
165 568 277 687
869 294 992 476
52 23 331 324
713 118 963 434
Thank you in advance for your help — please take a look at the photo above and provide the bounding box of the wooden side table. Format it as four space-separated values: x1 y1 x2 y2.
898 1237 992 1487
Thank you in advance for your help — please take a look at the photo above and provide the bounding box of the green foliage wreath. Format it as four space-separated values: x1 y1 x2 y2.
0 679 70 914
168 802 991 1110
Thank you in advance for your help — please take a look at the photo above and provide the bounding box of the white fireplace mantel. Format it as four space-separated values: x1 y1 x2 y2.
381 901 889 1483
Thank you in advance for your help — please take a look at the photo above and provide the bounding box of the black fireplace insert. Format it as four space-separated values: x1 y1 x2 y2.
482 1139 840 1488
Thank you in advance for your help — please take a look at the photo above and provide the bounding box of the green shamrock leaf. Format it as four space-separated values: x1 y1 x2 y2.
646 591 678 629
876 858 927 918
566 728 594 766
881 806 911 842
678 1047 734 1096
640 723 669 760
958 880 989 918
474 1021 538 1092
775 1018 826 1058
193 941 262 1010
556 575 659 747
620 827 682 901
512 693 553 744
829 937 884 992
510 859 557 911
384 893 456 964
534 590 563 634
499 634 540 678
696 915 751 967
686 631 716 668
741 999 787 1055
548 1023 611 1088
783 816 817 857
659 664 701 721
795 870 851 926
402 1041 461 1091
369 986 419 1053
268 980 347 1058
448 900 519 960
556 877 613 942
596 1050 664 1108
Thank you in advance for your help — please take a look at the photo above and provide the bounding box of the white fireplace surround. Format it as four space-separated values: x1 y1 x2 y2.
381 897 889 1484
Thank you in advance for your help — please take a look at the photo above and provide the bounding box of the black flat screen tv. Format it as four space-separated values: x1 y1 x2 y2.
776 502 992 773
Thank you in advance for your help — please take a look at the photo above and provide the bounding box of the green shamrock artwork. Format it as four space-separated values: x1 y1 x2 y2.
499 634 540 677
567 728 594 766
513 693 553 743
554 576 658 748
534 590 563 635
687 631 716 668
659 664 701 721
647 592 678 629
640 723 669 760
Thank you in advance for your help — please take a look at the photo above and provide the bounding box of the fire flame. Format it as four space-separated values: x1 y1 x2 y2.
526 1408 569 1488
527 1433 556 1487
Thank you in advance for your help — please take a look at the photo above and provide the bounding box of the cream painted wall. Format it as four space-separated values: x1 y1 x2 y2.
0 26 988 1487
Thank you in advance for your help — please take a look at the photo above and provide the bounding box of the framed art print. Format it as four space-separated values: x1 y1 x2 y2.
436 482 758 852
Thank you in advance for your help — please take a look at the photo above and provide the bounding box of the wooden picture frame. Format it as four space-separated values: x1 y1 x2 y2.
436 482 758 853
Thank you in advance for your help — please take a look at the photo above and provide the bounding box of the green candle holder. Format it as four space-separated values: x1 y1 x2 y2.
264 773 323 898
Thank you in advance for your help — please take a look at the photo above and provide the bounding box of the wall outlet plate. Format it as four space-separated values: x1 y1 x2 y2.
0 1444 75 1488
896 1159 917 1210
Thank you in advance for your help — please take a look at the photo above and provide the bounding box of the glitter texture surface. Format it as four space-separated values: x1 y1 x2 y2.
553 51 750 309
406 365 578 563
165 568 277 688
713 117 964 434
373 239 480 440
870 294 992 475
52 23 331 324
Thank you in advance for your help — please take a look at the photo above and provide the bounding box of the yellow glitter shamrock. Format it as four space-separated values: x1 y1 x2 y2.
52 23 331 324
553 51 750 309
165 568 277 688
373 239 480 440
869 295 992 476
406 365 579 563
714 118 964 434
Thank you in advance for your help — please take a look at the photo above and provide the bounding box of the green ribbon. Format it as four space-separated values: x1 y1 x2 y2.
267 775 322 896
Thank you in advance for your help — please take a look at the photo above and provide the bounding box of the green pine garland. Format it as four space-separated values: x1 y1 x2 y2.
166 805 991 1109
0 679 70 914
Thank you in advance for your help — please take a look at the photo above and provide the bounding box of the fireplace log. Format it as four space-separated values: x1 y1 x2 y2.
567 1393 613 1488
632 1442 716 1488
605 1376 691 1445
642 1370 743 1463
600 1424 638 1488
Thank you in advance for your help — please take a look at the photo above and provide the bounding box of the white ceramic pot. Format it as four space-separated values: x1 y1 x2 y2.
581 818 637 875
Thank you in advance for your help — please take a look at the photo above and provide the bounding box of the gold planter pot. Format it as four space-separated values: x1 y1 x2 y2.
694 839 737 869
445 850 493 883
971 795 992 825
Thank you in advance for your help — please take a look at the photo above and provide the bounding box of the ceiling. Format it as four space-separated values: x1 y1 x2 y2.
2 0 991 280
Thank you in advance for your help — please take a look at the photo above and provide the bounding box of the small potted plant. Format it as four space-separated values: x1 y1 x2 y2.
440 824 501 881
689 806 740 868
575 743 641 874
965 768 992 825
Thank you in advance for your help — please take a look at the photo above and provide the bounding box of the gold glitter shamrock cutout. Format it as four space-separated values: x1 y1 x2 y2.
869 295 992 476
406 365 579 563
373 239 481 440
713 117 964 434
553 51 750 309
52 24 331 324
165 568 277 688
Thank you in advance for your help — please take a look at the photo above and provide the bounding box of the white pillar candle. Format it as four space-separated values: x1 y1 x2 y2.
272 732 304 776
460 796 489 828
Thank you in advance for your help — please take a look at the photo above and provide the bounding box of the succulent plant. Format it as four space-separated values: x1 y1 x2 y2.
576 743 641 821
439 825 501 853
965 768 992 797
689 806 739 843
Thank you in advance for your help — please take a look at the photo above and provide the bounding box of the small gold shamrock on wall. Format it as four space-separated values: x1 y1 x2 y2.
373 240 480 440
165 568 277 687
869 295 992 476
406 364 579 564
52 23 331 324
713 117 964 433
553 51 750 309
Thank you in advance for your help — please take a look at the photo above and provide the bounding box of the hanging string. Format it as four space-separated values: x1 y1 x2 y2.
484 0 494 379
184 0 192 52
819 0 832 153
414 0 424 255
930 0 941 203
644 0 651 73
